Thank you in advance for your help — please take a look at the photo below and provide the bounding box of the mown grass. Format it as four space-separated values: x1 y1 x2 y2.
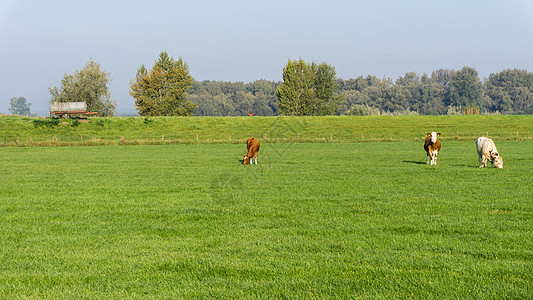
0 141 531 298
0 115 532 146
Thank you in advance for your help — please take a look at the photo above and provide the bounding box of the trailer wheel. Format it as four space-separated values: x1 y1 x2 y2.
61 113 70 119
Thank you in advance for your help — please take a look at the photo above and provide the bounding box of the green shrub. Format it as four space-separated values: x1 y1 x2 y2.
32 119 60 128
94 119 106 127
344 104 381 116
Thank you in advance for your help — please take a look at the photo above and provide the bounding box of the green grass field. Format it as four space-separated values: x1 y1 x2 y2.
1 115 532 146
1 141 531 298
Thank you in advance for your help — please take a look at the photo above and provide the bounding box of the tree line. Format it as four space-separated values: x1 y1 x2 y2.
188 80 279 116
340 68 533 115
188 67 533 116
9 51 530 116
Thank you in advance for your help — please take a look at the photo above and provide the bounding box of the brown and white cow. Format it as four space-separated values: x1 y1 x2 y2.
476 137 503 168
243 137 260 165
424 132 441 165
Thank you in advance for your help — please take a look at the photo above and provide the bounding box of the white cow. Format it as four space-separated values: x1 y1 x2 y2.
476 137 503 168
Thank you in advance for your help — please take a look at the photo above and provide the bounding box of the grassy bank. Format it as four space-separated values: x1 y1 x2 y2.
0 115 532 147
0 142 531 298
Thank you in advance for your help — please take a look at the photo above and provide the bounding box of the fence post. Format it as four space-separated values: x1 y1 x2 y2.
196 133 198 142
81 135 83 142
162 135 164 141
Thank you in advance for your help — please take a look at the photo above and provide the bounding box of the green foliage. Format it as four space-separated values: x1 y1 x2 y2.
485 69 533 114
337 67 533 115
447 106 463 115
344 104 381 116
189 80 279 116
32 118 60 128
9 97 32 116
49 59 117 116
95 119 106 127
276 59 344 116
186 68 532 116
276 58 316 115
340 72 450 115
130 51 196 116
0 142 531 297
310 62 345 115
448 67 483 108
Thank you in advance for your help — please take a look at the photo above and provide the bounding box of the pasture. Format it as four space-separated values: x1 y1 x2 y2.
1 115 532 146
0 141 531 298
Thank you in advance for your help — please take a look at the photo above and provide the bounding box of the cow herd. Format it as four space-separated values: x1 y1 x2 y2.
420 131 504 168
244 132 504 169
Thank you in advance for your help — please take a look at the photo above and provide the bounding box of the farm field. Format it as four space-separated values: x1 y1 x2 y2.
1 115 532 146
0 141 531 298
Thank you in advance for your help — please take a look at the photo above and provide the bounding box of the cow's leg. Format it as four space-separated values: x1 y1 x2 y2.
481 156 487 168
427 154 430 165
478 154 483 168
254 154 258 165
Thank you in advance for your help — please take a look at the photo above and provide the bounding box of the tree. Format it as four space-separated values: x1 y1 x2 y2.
9 97 31 115
49 59 116 116
485 69 533 114
130 51 196 116
276 59 315 115
188 80 279 116
310 62 345 115
448 67 482 108
276 59 343 116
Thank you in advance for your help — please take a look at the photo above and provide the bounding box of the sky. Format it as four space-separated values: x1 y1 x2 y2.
1 0 533 115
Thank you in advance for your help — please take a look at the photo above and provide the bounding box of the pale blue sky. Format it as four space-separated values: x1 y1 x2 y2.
1 0 532 114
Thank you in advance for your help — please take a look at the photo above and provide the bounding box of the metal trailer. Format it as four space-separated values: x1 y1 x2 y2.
49 102 98 119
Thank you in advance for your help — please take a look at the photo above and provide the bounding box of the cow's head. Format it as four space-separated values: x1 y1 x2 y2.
243 156 250 165
427 132 440 143
494 156 503 168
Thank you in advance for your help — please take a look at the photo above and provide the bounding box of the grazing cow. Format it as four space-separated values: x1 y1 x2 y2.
476 137 503 168
424 132 441 165
243 137 260 165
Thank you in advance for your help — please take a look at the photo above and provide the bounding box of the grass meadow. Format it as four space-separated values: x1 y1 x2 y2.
1 115 532 146
0 140 531 298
